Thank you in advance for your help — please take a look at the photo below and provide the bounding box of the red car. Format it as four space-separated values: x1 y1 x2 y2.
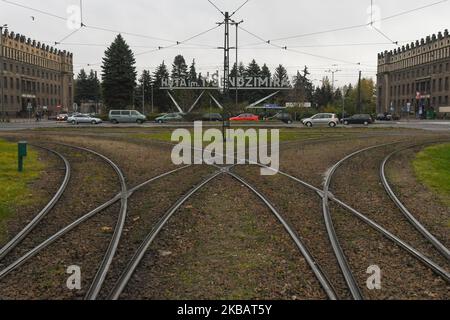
229 114 259 122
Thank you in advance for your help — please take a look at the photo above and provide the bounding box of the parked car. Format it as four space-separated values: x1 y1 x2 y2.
56 113 69 121
229 114 259 122
271 112 293 124
155 113 184 123
376 113 393 121
202 113 223 122
109 110 146 124
342 114 374 126
67 114 102 125
301 113 339 127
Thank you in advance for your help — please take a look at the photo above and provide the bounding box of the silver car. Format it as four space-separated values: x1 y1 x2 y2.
302 113 339 128
67 114 102 125
109 110 146 124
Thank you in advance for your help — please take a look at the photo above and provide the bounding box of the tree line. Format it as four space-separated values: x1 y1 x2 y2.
74 34 376 115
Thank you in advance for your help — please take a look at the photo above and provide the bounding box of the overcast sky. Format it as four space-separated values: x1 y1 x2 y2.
1 0 449 86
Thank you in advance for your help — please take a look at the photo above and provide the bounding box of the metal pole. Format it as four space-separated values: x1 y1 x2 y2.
142 76 145 114
151 84 154 113
0 25 5 122
357 70 362 113
235 22 239 109
232 20 243 110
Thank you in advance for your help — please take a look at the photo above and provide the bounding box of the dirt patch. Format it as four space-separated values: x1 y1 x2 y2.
330 143 449 299
120 174 327 300
97 165 216 299
234 165 352 299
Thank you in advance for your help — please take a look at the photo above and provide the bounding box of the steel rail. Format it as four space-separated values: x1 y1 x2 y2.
0 165 192 281
29 142 129 300
241 143 450 284
331 197 450 281
321 143 399 300
380 142 450 260
108 170 223 300
0 144 71 260
227 171 338 300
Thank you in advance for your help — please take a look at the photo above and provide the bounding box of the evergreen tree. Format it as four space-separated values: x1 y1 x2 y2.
153 61 170 112
87 70 101 102
74 69 88 104
260 64 272 88
244 60 262 102
188 59 197 85
136 70 153 112
273 64 290 86
292 66 314 104
101 34 137 110
244 59 261 78
171 55 188 82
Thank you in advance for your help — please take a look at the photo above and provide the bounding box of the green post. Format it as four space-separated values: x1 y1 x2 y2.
18 141 27 172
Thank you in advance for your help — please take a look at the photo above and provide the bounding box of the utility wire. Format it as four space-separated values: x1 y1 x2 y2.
378 0 448 22
240 26 364 66
207 0 224 16
239 41 408 49
55 27 84 45
84 24 222 67
259 0 449 43
230 0 251 17
371 26 398 45
1 0 66 20
56 42 219 49
1 0 176 43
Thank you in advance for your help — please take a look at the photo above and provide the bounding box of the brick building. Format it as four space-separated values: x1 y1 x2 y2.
377 30 450 116
1 29 73 116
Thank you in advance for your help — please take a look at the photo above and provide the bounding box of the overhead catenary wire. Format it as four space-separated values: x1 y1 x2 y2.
230 0 251 17
243 0 449 44
81 23 223 67
239 26 364 66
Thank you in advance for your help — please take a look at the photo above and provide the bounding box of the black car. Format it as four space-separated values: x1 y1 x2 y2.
202 113 223 122
268 112 293 124
342 114 373 125
376 113 393 121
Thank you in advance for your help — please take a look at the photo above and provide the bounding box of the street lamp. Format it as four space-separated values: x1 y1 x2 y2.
151 83 154 114
0 24 8 122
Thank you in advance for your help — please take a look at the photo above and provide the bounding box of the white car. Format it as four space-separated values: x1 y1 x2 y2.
67 114 102 125
302 113 339 128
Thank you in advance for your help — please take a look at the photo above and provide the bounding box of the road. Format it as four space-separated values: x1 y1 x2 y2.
0 119 449 131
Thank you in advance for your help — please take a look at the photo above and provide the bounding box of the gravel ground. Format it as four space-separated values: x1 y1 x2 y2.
0 129 448 300
233 165 351 299
120 174 327 300
97 164 216 299
0 144 120 299
278 135 408 187
386 146 450 249
3 133 177 187
329 143 449 299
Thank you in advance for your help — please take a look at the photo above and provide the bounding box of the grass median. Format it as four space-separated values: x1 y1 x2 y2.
0 139 45 241
413 143 450 207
